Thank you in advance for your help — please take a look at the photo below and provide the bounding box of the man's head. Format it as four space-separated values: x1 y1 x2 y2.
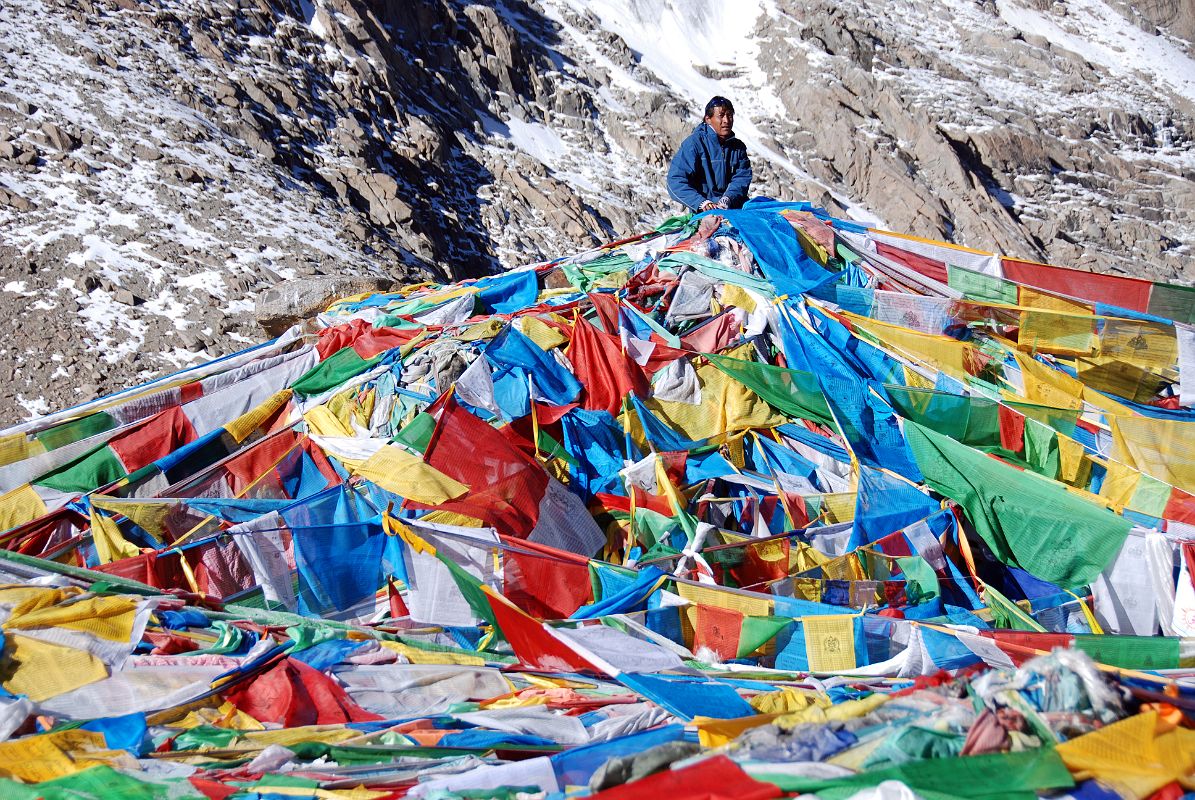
703 96 735 140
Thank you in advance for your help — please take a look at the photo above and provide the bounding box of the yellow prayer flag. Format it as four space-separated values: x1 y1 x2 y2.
236 725 363 750
902 366 935 390
304 405 355 438
1099 459 1140 512
375 640 482 664
0 432 44 468
1016 287 1095 357
178 702 265 731
1011 351 1084 410
1 634 108 701
0 729 138 781
1056 710 1195 799
844 313 975 380
0 584 69 611
458 318 505 342
775 691 888 728
89 507 142 565
521 316 569 351
90 495 171 539
6 593 140 642
0 483 47 532
693 712 780 747
819 492 858 523
226 389 293 443
675 581 773 618
1112 416 1195 495
1098 318 1178 374
803 615 857 672
640 348 785 445
819 554 864 581
749 686 825 715
1056 434 1091 488
356 445 469 505
720 284 757 313
420 510 485 527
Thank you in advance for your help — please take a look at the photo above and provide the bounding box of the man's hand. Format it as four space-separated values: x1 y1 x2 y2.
698 200 717 212
715 197 730 210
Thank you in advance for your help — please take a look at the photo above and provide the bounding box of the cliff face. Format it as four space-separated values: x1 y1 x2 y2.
1 0 1192 420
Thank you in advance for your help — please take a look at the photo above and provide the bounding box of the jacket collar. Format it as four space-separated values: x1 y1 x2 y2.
698 121 735 146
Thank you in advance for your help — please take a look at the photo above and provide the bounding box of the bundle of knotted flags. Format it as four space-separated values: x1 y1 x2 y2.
0 199 1192 799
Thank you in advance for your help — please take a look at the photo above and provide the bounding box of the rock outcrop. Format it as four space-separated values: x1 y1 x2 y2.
0 0 1192 420
255 275 396 338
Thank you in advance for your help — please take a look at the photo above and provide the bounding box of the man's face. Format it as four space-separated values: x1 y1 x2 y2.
705 105 734 139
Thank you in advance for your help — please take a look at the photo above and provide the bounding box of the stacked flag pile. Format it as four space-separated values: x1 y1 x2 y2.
0 199 1192 798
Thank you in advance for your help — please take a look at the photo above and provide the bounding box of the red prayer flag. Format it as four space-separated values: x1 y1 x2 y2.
482 587 601 673
223 657 383 727
1164 487 1195 525
876 241 948 284
109 406 198 472
567 316 649 416
502 545 593 619
388 578 410 618
413 396 549 536
985 631 1074 666
588 291 621 334
315 318 417 359
1002 257 1152 312
997 404 1025 454
188 777 239 800
693 603 743 661
588 754 781 800
680 312 737 354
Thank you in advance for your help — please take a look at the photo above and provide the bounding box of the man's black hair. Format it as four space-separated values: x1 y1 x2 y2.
704 96 734 118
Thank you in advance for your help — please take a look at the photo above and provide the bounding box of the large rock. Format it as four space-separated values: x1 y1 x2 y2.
255 275 396 337
0 186 35 211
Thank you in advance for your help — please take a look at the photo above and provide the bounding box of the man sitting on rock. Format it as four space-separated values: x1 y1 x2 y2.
666 96 752 213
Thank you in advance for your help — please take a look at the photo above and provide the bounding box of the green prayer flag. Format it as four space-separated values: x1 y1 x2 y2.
947 264 1017 305
706 353 832 425
658 251 777 297
625 507 681 551
895 556 940 605
905 420 1130 589
169 725 240 752
1021 418 1060 480
654 212 695 235
984 583 1046 632
560 252 634 292
1129 474 1172 517
191 621 247 654
285 622 342 652
1146 281 1195 325
292 347 382 398
251 774 320 790
35 443 126 493
752 746 1073 798
36 411 116 452
737 616 791 658
537 429 577 466
0 766 199 800
885 387 1000 449
436 550 500 632
393 411 437 453
288 740 482 764
1074 634 1181 670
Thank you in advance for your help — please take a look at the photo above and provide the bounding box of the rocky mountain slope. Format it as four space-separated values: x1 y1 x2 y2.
1 0 1193 421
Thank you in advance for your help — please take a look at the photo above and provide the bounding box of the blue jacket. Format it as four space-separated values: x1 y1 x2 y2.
666 122 752 211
